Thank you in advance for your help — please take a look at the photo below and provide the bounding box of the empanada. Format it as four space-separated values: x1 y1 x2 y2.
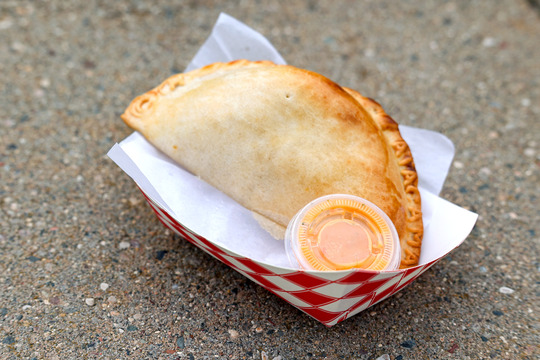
122 60 423 268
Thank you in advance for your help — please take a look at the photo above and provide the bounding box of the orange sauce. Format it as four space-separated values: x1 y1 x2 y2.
290 197 399 271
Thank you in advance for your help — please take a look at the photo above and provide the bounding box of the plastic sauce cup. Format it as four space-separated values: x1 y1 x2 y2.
285 194 401 271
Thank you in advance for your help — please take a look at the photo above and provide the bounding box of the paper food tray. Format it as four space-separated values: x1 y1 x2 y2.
108 13 478 326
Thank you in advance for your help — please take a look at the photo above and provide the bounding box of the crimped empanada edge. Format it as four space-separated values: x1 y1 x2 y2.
344 88 423 268
121 60 276 132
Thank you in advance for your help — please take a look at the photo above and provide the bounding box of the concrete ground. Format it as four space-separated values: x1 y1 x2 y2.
1 1 538 359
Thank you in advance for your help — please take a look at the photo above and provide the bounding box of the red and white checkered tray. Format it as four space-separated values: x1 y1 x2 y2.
139 188 441 327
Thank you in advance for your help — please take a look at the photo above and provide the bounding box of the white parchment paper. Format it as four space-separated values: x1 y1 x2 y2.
108 13 478 269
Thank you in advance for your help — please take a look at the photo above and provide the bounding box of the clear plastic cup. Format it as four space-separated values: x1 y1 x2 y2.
285 194 401 271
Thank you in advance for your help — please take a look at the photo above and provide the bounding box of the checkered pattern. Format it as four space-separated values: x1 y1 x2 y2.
140 189 438 327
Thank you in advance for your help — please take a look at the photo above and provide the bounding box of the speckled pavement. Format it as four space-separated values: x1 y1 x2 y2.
1 1 538 359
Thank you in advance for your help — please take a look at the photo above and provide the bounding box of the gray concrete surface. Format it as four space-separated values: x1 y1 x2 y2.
1 1 538 359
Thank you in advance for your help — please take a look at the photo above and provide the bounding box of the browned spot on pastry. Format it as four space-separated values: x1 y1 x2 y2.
378 114 399 131
402 170 418 188
408 208 422 222
121 92 157 131
168 75 185 91
392 140 409 157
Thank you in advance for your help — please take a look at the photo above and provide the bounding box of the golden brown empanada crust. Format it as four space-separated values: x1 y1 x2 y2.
122 60 423 268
